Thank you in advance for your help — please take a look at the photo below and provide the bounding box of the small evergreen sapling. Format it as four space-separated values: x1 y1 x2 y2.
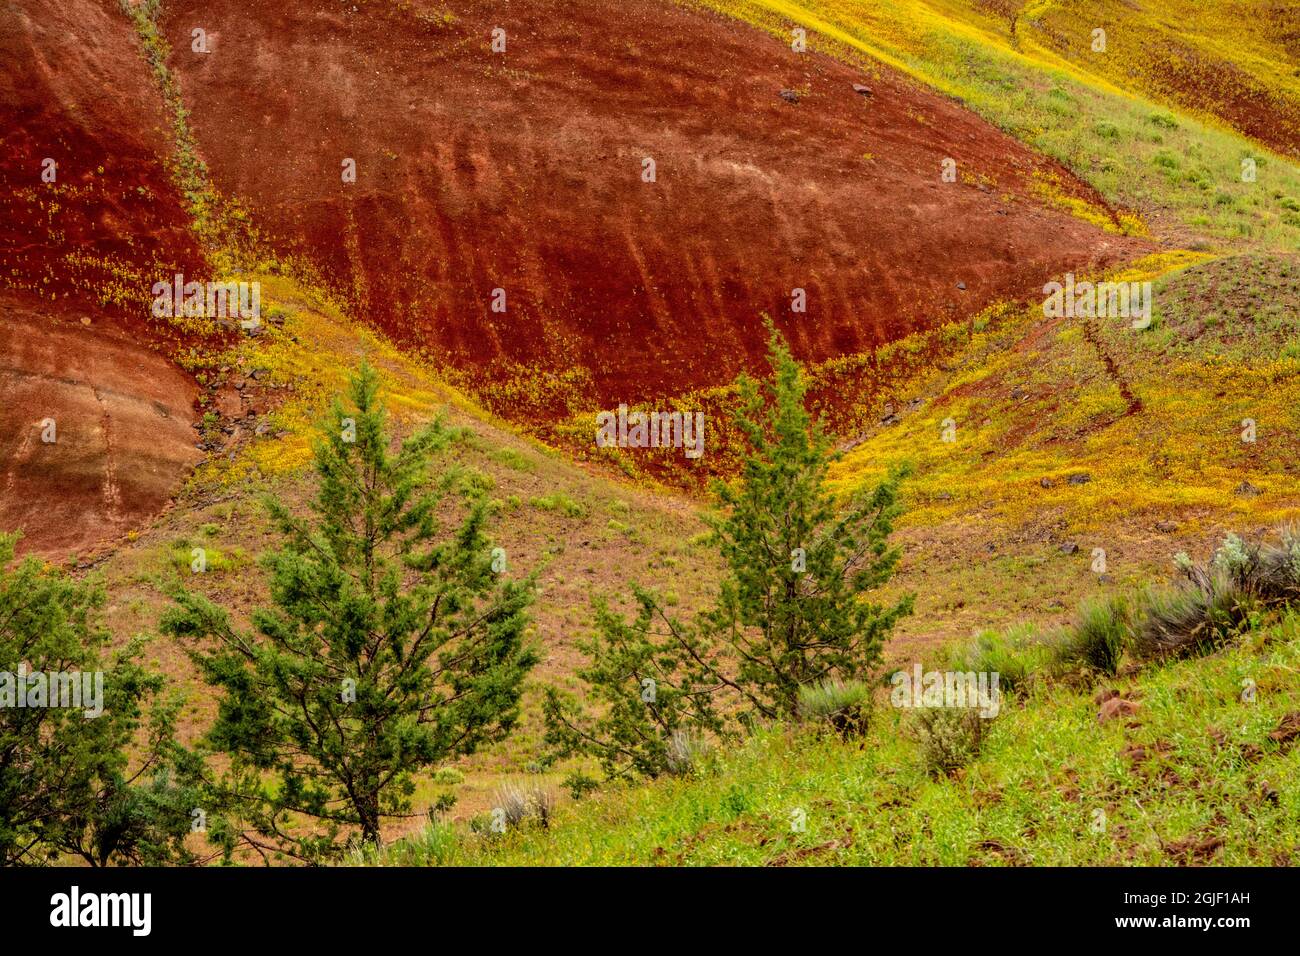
163 362 536 855
545 326 912 779
708 325 913 719
542 587 730 779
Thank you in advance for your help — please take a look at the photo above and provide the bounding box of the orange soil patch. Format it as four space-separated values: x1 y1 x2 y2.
0 290 201 560
157 0 1147 423
0 0 208 557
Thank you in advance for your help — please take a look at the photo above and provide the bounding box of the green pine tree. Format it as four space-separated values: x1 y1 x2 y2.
162 362 537 856
708 324 913 719
544 325 912 778
542 586 729 780
0 533 198 866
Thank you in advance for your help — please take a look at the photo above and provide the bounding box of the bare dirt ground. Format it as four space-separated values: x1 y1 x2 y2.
0 291 201 559
158 0 1147 422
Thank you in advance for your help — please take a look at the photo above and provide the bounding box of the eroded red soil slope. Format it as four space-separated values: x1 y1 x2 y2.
158 0 1146 419
0 0 205 557
0 292 201 558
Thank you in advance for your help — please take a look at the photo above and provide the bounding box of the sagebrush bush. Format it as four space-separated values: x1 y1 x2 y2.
1134 577 1251 659
797 678 871 739
1255 526 1300 603
1202 528 1300 604
490 781 558 830
531 786 558 829
911 708 994 777
1056 595 1130 675
492 782 532 829
948 623 1048 693
1131 531 1297 660
665 729 715 777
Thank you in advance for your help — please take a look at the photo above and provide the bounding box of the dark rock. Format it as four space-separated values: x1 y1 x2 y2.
1060 541 1079 555
779 89 800 103
1067 473 1092 485
1235 480 1262 497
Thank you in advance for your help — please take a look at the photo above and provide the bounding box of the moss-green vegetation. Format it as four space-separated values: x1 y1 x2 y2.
362 603 1300 866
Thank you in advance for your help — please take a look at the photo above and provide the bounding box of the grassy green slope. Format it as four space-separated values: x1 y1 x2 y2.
364 610 1300 866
